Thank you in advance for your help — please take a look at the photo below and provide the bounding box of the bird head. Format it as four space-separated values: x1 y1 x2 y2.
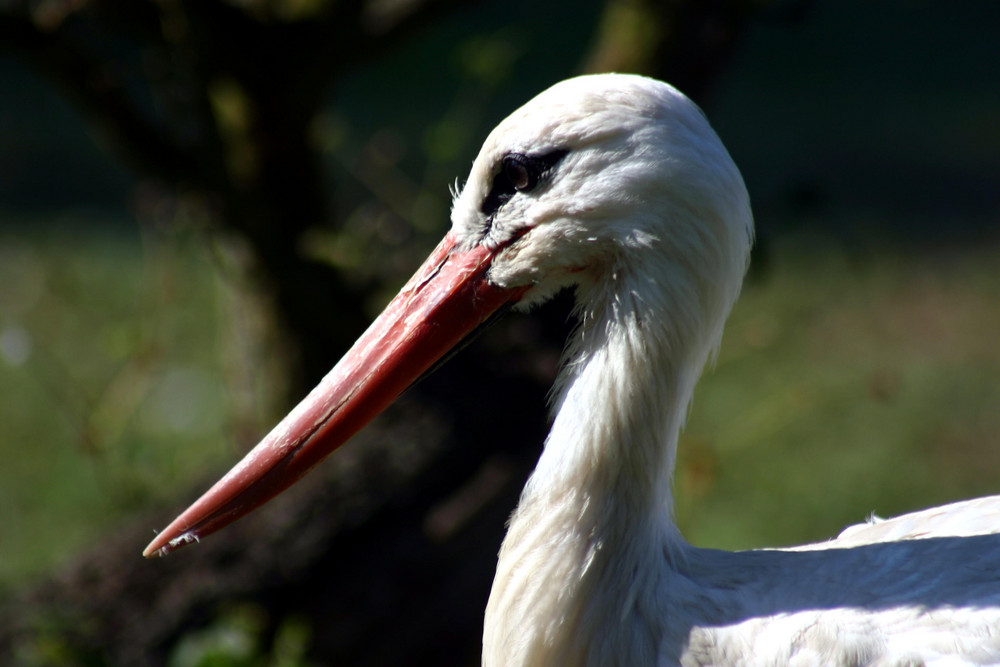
143 73 752 558
451 73 752 319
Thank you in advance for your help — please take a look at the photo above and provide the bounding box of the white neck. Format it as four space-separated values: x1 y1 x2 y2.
484 257 719 667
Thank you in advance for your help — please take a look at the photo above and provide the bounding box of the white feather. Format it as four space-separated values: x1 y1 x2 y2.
447 74 1000 666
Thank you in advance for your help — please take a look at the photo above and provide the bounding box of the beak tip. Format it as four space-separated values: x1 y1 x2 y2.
142 529 201 558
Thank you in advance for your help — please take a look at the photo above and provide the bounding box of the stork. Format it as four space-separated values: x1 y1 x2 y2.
144 74 1000 665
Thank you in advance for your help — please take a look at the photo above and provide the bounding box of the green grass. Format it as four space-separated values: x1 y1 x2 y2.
676 233 1000 549
0 220 281 586
0 220 998 587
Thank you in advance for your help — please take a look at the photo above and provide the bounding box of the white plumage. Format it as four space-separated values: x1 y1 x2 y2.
146 74 1000 666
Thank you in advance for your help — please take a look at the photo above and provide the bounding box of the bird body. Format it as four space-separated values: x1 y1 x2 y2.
145 74 1000 665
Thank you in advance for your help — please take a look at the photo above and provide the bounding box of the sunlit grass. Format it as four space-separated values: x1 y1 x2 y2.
0 220 279 586
677 231 1000 549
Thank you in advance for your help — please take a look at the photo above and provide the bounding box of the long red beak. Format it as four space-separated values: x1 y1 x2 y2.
143 232 527 558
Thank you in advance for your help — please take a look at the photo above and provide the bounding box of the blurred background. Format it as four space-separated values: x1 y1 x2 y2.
0 0 998 664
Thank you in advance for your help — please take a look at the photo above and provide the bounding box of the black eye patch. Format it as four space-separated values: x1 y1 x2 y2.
480 149 568 218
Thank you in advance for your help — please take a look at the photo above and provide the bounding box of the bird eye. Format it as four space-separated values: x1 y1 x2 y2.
502 155 537 192
480 149 568 218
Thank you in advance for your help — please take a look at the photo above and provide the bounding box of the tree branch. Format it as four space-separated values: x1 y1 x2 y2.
0 11 204 187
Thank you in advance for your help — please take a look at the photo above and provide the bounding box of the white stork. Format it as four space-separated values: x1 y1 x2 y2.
145 74 1000 665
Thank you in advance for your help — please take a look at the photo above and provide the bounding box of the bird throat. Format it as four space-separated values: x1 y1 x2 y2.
484 273 698 666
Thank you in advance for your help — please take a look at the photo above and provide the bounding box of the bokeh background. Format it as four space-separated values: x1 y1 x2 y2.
1 0 998 664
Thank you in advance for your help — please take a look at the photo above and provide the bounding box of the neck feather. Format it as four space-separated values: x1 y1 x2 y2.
484 258 720 666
